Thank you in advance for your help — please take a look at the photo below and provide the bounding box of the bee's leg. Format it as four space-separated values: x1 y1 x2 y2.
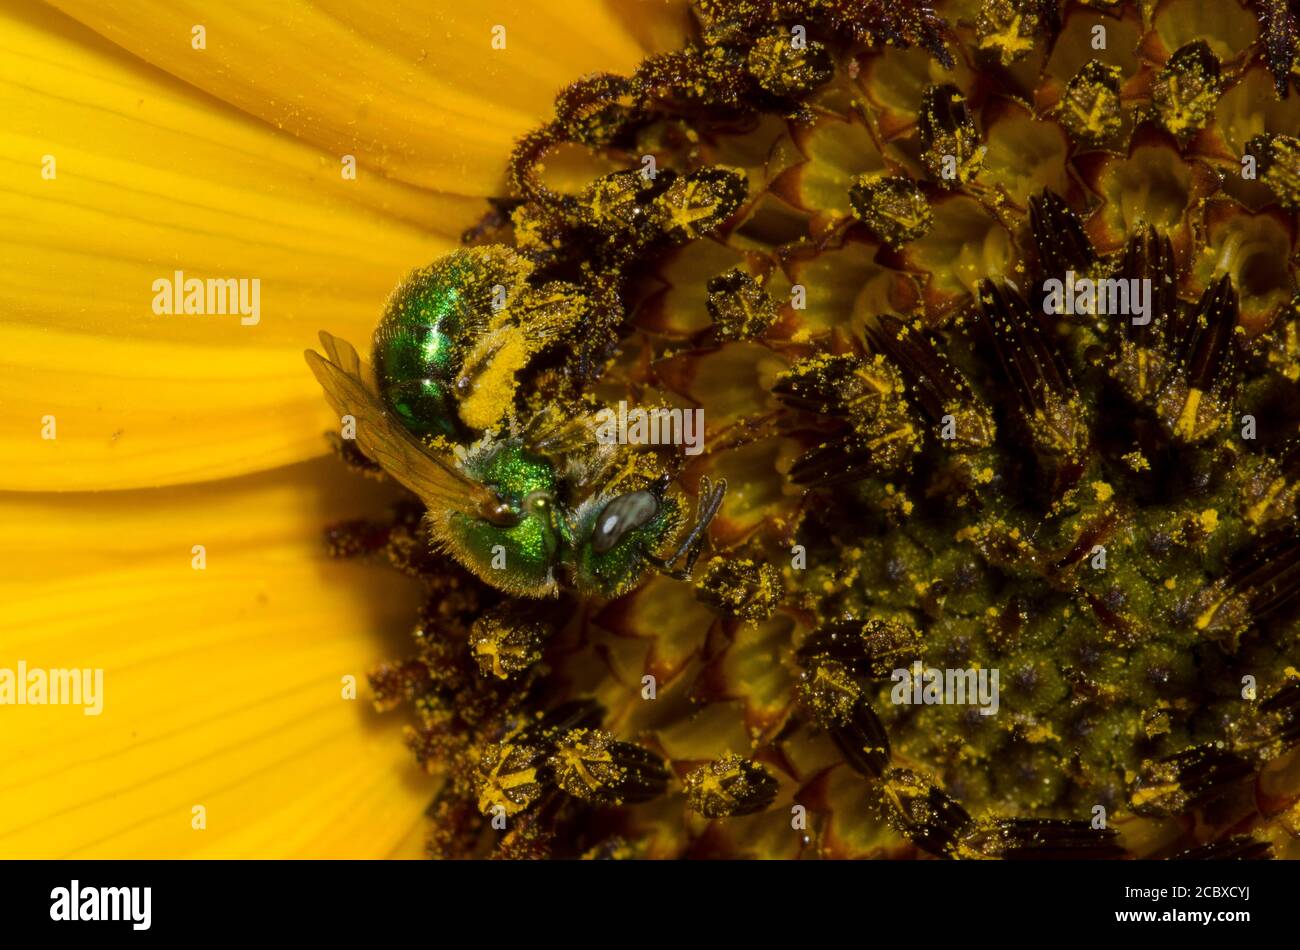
643 477 727 580
641 552 688 580
324 500 439 576
324 516 395 559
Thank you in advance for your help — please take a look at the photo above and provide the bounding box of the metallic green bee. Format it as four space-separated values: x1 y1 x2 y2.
305 249 725 598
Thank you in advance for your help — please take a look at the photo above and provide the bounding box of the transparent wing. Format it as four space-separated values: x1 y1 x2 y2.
520 408 621 499
523 405 601 458
305 331 502 518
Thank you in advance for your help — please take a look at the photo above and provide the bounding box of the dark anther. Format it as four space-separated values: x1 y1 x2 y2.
1170 836 1273 861
1029 189 1096 281
1253 0 1299 97
1118 225 1178 349
548 729 671 805
1178 274 1239 394
880 768 976 858
976 280 1073 414
868 315 993 449
1129 746 1255 816
1220 531 1300 623
961 818 1126 860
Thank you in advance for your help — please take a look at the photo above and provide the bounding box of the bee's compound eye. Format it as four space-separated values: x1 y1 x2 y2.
591 490 659 554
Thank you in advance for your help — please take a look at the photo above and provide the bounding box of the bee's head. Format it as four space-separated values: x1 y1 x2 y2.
567 479 682 600
439 441 563 597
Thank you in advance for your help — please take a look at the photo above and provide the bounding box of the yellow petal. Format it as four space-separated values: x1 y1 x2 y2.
0 1 476 489
0 458 432 857
49 0 661 196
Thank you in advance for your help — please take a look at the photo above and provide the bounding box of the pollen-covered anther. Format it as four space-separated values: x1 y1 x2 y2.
975 0 1040 65
684 753 779 818
696 555 784 621
470 605 550 680
798 656 861 724
1260 681 1300 749
867 315 996 453
798 617 924 677
632 43 753 110
842 360 920 448
475 739 548 817
775 352 923 484
578 169 661 239
798 656 891 777
1242 439 1300 527
956 817 1125 859
1107 226 1178 404
975 281 1088 464
848 174 933 246
654 166 748 242
1195 532 1300 643
547 729 670 805
1151 41 1221 139
1249 133 1300 211
1128 746 1254 817
859 618 925 675
706 268 778 340
745 30 834 97
773 353 861 415
1055 60 1124 145
918 84 985 186
368 658 432 713
879 768 975 857
1155 275 1240 444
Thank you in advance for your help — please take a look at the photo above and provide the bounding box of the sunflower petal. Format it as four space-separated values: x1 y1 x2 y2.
0 459 431 857
48 0 660 195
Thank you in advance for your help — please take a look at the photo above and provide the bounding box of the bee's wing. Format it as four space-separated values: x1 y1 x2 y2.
522 406 623 491
305 331 501 517
522 406 595 456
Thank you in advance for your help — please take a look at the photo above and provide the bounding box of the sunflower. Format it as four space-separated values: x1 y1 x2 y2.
5 0 1300 862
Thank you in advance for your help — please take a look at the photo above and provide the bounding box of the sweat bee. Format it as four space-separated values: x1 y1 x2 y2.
305 248 726 598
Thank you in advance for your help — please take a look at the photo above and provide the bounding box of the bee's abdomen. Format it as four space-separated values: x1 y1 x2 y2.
372 247 528 438
373 316 461 438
